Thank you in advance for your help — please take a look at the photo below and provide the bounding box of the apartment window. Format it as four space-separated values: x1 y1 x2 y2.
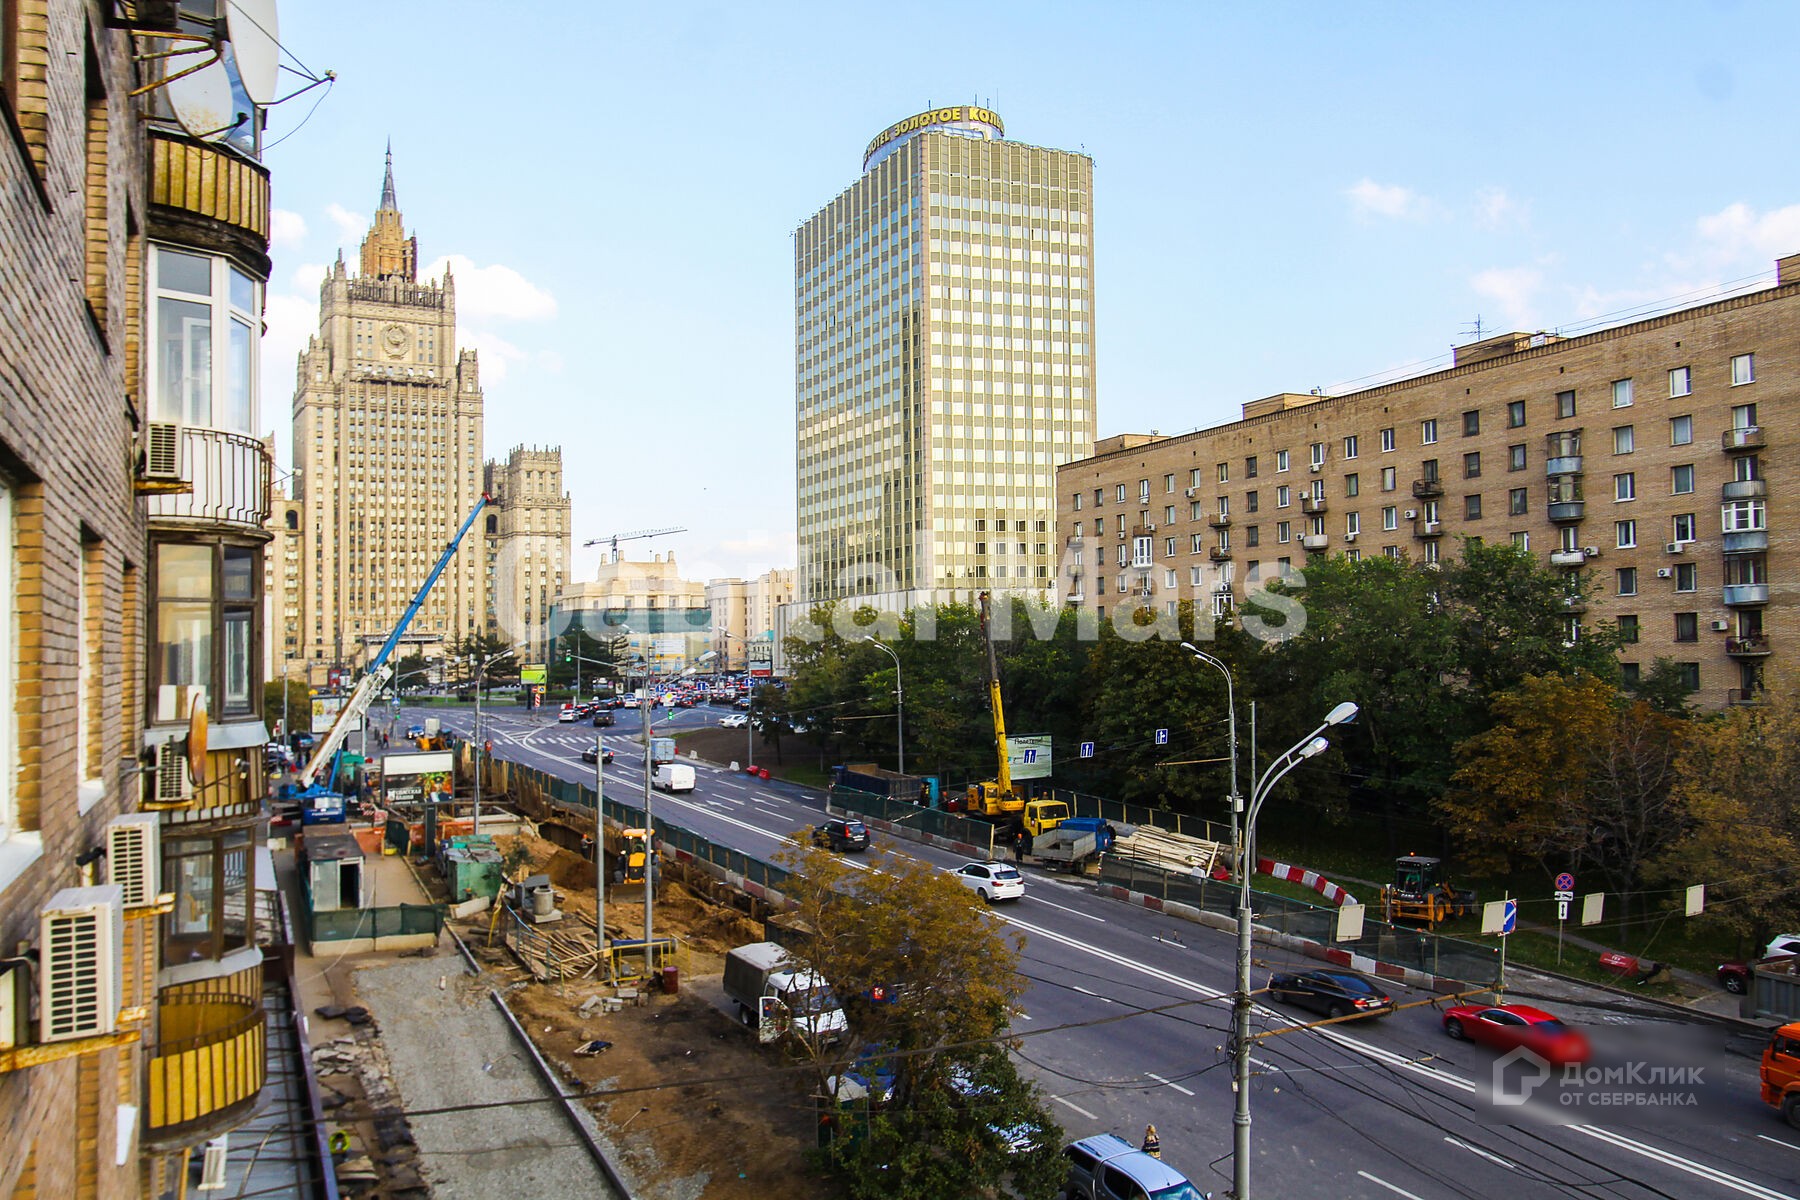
1675 563 1697 593
1508 443 1527 471
1731 402 1757 431
1164 538 1177 558
1245 526 1260 547
1458 410 1479 437
1276 521 1291 543
1671 465 1694 495
1507 400 1526 428
1346 549 1362 562
1463 452 1481 479
1165 569 1178 589
1731 353 1755 386
1345 473 1359 497
1621 662 1641 684
1189 469 1202 488
1615 519 1637 549
1617 615 1640 644
1677 662 1701 691
1611 378 1634 408
1556 390 1576 419
1343 435 1358 459
1464 494 1482 520
1421 458 1440 483
1216 462 1230 483
1138 479 1150 502
1072 492 1082 511
1190 533 1204 554
1346 512 1361 535
1309 442 1325 468
1672 513 1696 542
1558 525 1580 553
1508 488 1528 516
1616 567 1637 596
1245 491 1259 513
1734 454 1760 482
1384 545 1401 559
1669 366 1692 397
163 828 255 964
1275 450 1289 473
1614 473 1635 502
1115 484 1127 502
1670 415 1693 446
1245 455 1258 478
1216 531 1231 553
1422 540 1440 565
1613 426 1634 455
1276 485 1291 508
1163 474 1175 494
1094 489 1104 507
1117 514 1127 534
1380 466 1396 492
1382 506 1398 531
1164 505 1176 525
1132 537 1152 568
1511 531 1530 550
1188 502 1204 522
1421 419 1438 445
1380 427 1395 452
150 245 263 434
1674 612 1698 643
1215 497 1229 518
1722 499 1766 533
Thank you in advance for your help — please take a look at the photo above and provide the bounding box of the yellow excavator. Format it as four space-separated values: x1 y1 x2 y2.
962 592 1026 821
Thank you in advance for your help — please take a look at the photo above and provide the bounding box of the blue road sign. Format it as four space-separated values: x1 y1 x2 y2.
1079 741 1095 759
1501 898 1518 936
1154 728 1169 745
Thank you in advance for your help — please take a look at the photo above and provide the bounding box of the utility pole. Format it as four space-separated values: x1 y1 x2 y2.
640 684 654 964
595 718 607 981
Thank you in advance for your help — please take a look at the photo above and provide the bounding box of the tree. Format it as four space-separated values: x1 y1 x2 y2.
1629 657 1698 716
264 675 311 736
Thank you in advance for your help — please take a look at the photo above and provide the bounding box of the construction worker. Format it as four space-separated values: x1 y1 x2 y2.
1142 1123 1161 1159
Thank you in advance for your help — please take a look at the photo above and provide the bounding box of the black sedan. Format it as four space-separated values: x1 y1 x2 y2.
579 746 615 765
1267 969 1395 1020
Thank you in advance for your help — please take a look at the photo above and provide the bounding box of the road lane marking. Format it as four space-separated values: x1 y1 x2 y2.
1144 1071 1194 1096
1071 985 1111 1004
1571 1126 1798 1200
1758 1135 1800 1154
1443 1136 1515 1170
1050 1095 1097 1120
1357 1172 1425 1200
1025 893 1106 922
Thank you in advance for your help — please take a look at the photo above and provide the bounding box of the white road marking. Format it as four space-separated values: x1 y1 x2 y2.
1050 1095 1098 1120
1144 1071 1194 1096
1071 985 1111 1003
1444 1136 1515 1170
1357 1171 1425 1200
1024 893 1106 921
1758 1135 1800 1154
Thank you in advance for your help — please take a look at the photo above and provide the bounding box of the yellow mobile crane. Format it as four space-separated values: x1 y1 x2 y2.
963 592 1027 820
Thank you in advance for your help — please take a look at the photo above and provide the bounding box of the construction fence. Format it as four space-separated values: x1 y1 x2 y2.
307 902 444 945
827 786 997 857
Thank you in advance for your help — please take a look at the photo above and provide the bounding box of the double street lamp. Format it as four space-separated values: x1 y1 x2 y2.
860 635 905 776
471 645 517 834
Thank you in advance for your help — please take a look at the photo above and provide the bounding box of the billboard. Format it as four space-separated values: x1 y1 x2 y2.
310 694 344 734
747 637 774 678
377 750 455 806
1008 734 1052 780
520 663 547 685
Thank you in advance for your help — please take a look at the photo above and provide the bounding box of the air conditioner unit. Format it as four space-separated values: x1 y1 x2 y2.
1710 619 1730 632
1583 546 1600 557
106 813 160 908
1425 521 1441 532
197 1136 230 1192
1665 542 1682 554
152 740 193 804
1145 523 1156 532
1403 510 1418 520
1309 463 1322 474
1344 532 1358 543
1183 488 1196 499
39 885 123 1043
141 422 182 482
1655 568 1673 579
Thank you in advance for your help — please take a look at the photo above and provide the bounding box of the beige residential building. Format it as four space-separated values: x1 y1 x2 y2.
289 152 486 681
795 106 1096 609
707 568 794 670
1058 254 1800 710
556 552 712 672
484 446 572 663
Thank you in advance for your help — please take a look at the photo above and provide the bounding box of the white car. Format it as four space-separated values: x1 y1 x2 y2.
557 707 578 722
719 713 748 729
952 861 1025 903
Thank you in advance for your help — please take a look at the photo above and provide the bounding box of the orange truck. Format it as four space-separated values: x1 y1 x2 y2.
1761 1022 1800 1128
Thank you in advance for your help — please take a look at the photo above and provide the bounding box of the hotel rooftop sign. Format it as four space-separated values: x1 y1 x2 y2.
864 105 1004 171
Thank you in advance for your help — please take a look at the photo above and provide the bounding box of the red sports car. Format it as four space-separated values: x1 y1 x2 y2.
1442 1003 1591 1065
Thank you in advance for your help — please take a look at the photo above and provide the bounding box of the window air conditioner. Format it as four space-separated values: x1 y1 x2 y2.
1309 463 1322 473
1655 568 1673 579
1344 532 1358 542
1403 510 1418 520
1710 619 1730 632
1664 542 1681 554
153 740 193 804
39 886 123 1043
1583 546 1600 557
106 814 160 908
1145 523 1156 532
141 422 183 482
1183 488 1196 499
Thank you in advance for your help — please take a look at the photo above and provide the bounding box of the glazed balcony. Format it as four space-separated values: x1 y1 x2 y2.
1723 530 1769 554
1723 583 1770 606
1723 478 1768 501
1722 426 1765 452
1727 633 1772 657
144 991 266 1145
142 427 273 530
1548 501 1586 522
1545 455 1584 476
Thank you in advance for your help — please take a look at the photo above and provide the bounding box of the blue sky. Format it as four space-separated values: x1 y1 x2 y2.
261 1 1799 583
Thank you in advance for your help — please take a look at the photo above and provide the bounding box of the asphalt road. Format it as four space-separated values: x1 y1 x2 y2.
400 701 1800 1200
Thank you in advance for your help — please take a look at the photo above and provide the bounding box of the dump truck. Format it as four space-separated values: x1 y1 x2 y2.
834 763 936 807
722 941 848 1046
1762 1022 1800 1129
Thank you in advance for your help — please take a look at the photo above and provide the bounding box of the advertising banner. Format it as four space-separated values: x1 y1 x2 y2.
310 695 344 734
520 663 547 685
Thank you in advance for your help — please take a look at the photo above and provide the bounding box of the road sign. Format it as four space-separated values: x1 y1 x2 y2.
1079 741 1095 759
1554 871 1575 892
1484 898 1519 936
1153 728 1169 746
1502 898 1517 935
1557 900 1570 920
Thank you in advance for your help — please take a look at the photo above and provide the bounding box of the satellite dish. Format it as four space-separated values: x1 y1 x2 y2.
226 0 280 106
166 57 238 142
186 694 209 787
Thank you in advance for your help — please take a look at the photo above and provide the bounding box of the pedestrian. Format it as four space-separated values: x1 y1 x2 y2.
1141 1123 1160 1159
918 781 930 808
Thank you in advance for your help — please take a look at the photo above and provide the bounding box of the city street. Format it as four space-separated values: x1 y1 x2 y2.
404 702 1796 1200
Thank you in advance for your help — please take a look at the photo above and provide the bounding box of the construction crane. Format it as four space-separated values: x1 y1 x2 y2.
960 590 1025 821
582 526 686 559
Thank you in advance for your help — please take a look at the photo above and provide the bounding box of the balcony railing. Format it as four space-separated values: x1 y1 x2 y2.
1300 533 1330 551
1722 426 1765 452
1545 455 1584 476
1299 496 1327 514
1411 479 1443 499
1723 583 1770 606
1727 634 1772 657
1723 478 1768 501
145 993 266 1140
1548 501 1586 522
1413 521 1444 539
1549 549 1587 567
1723 530 1769 554
1209 547 1233 561
1209 514 1233 528
143 427 273 528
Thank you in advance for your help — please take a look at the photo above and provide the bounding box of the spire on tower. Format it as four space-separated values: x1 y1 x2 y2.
379 140 398 212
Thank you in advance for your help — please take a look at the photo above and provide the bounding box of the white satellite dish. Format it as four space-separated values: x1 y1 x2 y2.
166 57 238 142
225 0 280 106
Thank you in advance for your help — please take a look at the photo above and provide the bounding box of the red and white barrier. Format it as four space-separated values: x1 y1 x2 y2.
1256 857 1357 907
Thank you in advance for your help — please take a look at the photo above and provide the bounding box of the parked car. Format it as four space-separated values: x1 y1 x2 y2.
1060 1133 1207 1200
579 746 615 766
1719 936 1800 993
952 861 1025 903
719 713 748 729
1266 969 1395 1020
811 817 870 853
1441 1002 1590 1064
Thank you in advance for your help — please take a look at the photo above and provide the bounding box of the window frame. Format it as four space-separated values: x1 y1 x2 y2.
1615 519 1637 549
1670 415 1694 446
1668 366 1692 397
1611 378 1634 408
150 537 264 723
1731 353 1755 386
147 243 264 435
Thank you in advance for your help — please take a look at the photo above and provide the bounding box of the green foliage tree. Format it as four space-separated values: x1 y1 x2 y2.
1629 656 1698 716
264 675 312 735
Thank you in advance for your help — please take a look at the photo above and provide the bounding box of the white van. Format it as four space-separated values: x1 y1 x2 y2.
654 763 695 793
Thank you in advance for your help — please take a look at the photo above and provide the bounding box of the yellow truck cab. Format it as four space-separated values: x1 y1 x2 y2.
1761 1022 1800 1128
1021 798 1069 838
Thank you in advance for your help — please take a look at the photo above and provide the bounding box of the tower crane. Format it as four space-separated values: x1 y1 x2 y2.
582 526 686 559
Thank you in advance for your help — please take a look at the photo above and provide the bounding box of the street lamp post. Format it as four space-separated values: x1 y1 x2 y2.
472 645 517 835
1179 642 1240 846
1230 699 1357 1200
860 635 905 776
714 627 756 771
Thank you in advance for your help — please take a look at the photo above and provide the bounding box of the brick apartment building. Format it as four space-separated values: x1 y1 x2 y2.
1058 254 1800 710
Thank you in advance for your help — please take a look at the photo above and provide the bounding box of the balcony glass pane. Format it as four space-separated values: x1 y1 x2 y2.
156 298 212 426
226 317 253 433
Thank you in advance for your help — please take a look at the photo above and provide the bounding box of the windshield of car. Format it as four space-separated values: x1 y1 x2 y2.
788 984 841 1015
1151 1182 1209 1200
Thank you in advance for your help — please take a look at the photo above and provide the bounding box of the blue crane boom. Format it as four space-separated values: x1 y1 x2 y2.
297 494 492 790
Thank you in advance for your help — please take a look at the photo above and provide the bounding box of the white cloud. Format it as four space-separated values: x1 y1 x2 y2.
422 255 557 321
260 291 318 418
270 209 307 250
326 203 364 244
1346 178 1427 220
1469 266 1543 329
1693 202 1800 267
290 262 327 293
1473 187 1524 230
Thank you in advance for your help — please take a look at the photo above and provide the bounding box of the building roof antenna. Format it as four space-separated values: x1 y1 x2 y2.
1461 314 1487 342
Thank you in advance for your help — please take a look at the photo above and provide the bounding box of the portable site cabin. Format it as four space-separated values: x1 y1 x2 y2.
301 827 370 913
